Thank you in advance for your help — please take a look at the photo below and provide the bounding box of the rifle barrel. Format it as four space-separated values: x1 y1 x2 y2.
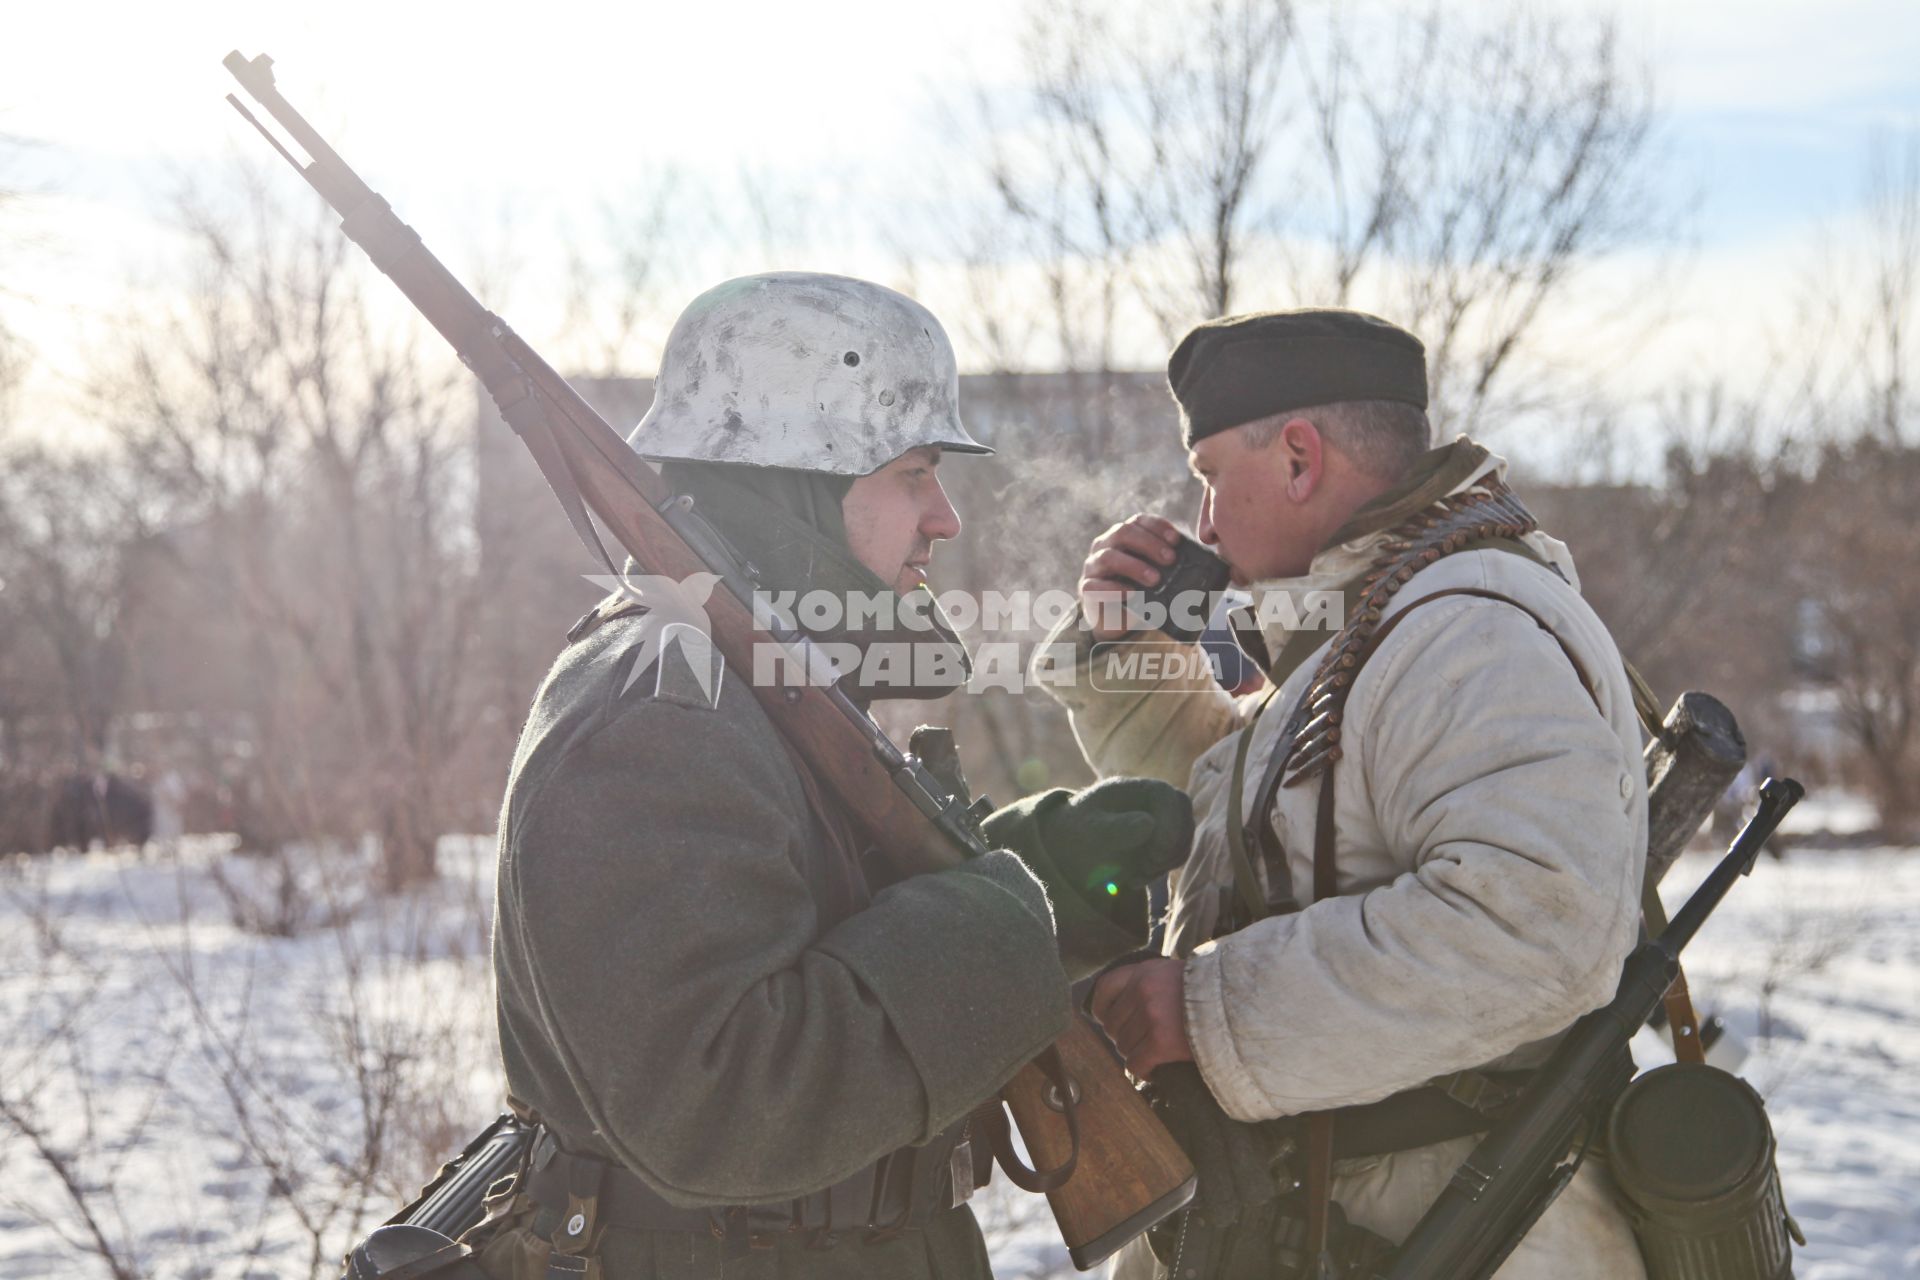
1661 778 1802 955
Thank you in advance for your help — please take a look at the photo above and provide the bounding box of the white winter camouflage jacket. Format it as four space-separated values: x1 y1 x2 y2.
1036 449 1651 1278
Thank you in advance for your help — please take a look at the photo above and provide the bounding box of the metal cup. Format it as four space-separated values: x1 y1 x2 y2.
1138 533 1232 643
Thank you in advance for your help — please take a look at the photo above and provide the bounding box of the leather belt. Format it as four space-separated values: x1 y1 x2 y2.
523 1130 941 1247
1326 1071 1533 1161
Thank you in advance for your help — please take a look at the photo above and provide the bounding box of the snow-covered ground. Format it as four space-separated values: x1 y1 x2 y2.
0 838 502 1280
1654 841 1920 1279
1 813 1915 1279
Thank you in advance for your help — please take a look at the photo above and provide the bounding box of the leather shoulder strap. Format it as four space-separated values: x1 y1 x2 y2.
1295 583 1605 1263
1228 582 1604 922
1304 585 1600 899
1242 585 1600 909
1223 685 1286 924
1350 585 1600 712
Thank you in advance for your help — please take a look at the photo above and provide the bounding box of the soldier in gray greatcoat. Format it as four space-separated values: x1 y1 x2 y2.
479 274 1191 1280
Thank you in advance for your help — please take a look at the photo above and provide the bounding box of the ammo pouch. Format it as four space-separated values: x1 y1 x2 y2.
1606 1063 1803 1280
1141 1061 1531 1280
1149 1197 1394 1280
1143 1065 1399 1280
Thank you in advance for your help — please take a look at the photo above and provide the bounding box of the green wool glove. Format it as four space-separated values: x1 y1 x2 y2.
980 777 1194 979
947 848 1057 935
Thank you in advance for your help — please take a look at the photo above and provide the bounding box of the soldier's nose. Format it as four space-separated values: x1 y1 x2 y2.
924 482 961 542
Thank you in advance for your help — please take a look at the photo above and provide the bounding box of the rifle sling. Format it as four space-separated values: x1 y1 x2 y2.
508 397 625 582
1641 878 1708 1064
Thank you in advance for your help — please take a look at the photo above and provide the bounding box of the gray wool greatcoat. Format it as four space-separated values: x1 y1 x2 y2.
485 610 1072 1279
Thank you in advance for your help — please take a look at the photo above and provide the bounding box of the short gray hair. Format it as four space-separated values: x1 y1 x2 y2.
1240 400 1431 478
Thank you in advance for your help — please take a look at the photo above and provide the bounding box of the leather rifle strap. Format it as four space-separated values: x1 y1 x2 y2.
1312 767 1339 906
1304 770 1340 1264
1226 684 1286 925
1642 878 1708 1064
1660 968 1709 1066
1347 587 1597 704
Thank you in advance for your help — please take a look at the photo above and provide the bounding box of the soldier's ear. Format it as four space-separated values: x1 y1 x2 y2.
1280 418 1324 501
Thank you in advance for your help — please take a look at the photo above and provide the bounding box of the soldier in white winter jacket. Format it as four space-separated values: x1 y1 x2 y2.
1036 309 1650 1280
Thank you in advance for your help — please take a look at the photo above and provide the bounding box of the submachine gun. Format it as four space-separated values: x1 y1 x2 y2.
1378 777 1806 1280
220 50 1193 1274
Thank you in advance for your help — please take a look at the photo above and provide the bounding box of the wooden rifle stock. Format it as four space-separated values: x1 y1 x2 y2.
221 51 1193 1269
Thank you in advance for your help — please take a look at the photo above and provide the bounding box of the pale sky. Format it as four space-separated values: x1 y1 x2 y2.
3 0 1918 449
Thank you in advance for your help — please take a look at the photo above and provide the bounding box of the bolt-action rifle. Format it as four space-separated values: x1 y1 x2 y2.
221 51 1194 1271
1376 777 1804 1280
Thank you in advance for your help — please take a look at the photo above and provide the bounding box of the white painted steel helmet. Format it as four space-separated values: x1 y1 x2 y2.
629 272 991 476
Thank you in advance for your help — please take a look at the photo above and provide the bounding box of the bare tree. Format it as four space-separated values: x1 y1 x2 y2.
0 828 499 1279
0 447 167 767
1128 0 1296 327
0 480 68 851
968 1 1668 430
0 130 33 424
1784 133 1919 448
1769 133 1920 832
0 131 54 806
0 1025 155 1280
1364 9 1662 432
1784 441 1920 834
917 0 1669 795
557 168 688 378
85 164 494 888
1862 135 1918 445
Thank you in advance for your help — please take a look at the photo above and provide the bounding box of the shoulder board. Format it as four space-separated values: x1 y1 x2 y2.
648 621 727 712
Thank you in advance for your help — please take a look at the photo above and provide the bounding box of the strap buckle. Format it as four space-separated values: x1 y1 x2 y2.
1433 1069 1525 1116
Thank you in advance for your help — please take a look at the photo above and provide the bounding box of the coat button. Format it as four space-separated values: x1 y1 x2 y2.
567 1213 587 1237
1619 772 1634 799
